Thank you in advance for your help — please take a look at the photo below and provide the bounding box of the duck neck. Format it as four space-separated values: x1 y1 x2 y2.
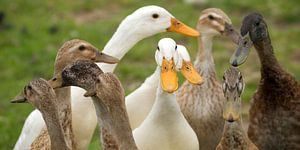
254 37 282 77
98 20 145 73
254 37 300 100
195 34 217 79
150 77 182 121
53 69 74 148
92 95 137 150
39 102 71 150
221 119 248 148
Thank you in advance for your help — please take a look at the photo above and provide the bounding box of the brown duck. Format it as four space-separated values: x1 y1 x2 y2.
11 79 71 150
176 8 240 149
216 67 258 150
230 13 300 149
49 60 138 150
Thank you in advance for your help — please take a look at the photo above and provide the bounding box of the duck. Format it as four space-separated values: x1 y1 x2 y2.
49 60 138 150
13 39 119 150
175 8 241 149
216 67 258 150
230 13 300 149
132 38 202 150
15 5 200 150
11 78 71 150
127 41 203 129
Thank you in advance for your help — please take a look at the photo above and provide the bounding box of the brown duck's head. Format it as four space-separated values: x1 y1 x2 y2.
11 78 57 111
54 39 119 72
50 60 125 102
197 8 240 44
49 60 103 96
230 13 269 66
222 67 245 123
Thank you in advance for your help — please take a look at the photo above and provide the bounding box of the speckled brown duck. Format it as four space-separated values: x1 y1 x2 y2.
49 60 138 150
11 79 71 150
13 39 119 150
176 8 240 149
216 67 258 150
230 13 300 149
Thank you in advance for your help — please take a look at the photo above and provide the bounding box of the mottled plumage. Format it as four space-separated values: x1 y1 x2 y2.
216 67 258 150
53 60 138 150
13 79 71 150
177 8 240 149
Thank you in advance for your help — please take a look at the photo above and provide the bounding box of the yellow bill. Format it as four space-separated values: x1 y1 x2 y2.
181 61 203 85
167 18 200 37
223 107 240 122
160 58 178 93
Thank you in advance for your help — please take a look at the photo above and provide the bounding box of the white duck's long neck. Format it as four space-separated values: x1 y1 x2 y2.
150 71 182 121
98 20 145 73
195 34 217 79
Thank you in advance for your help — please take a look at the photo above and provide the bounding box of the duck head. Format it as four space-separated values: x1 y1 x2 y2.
54 39 119 73
49 60 103 97
222 67 244 122
197 8 240 43
176 45 203 85
155 38 179 93
230 13 269 66
155 38 203 93
120 5 199 37
11 79 57 111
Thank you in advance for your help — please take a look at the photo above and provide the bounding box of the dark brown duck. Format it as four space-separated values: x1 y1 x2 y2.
230 13 300 150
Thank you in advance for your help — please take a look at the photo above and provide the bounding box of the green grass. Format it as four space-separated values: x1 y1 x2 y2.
0 0 299 149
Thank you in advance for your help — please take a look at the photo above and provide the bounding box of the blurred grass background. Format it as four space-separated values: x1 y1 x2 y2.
0 0 299 149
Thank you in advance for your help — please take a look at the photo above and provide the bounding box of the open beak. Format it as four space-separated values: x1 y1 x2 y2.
48 74 63 89
160 57 178 93
11 92 27 103
181 61 203 85
222 22 240 44
230 34 253 67
167 18 200 37
94 52 119 64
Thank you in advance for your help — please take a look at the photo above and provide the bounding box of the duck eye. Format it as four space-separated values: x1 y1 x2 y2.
175 45 177 50
152 13 159 19
27 85 32 90
255 21 260 26
208 15 215 20
52 78 57 81
79 45 86 51
157 46 160 51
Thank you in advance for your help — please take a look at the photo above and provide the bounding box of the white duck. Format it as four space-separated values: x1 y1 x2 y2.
14 5 199 150
127 41 202 129
133 38 202 150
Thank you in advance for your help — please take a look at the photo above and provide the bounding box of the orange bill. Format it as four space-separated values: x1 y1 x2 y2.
181 61 203 85
160 58 178 93
167 18 200 37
